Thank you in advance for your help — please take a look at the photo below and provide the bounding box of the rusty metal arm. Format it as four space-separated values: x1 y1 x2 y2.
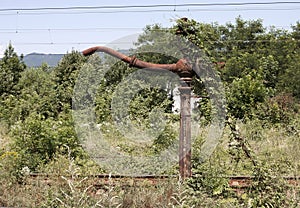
82 46 192 75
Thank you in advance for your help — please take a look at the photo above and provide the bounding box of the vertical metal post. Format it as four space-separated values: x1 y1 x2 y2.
179 77 192 178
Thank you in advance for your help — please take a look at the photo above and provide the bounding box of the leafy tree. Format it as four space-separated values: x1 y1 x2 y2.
219 17 265 56
174 17 299 119
0 49 87 171
172 18 223 61
53 51 86 113
13 66 57 122
94 60 137 123
227 72 268 119
277 22 300 99
0 43 26 97
221 52 261 83
0 65 61 126
278 54 300 99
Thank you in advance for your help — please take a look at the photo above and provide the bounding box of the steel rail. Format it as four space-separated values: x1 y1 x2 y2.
28 173 300 188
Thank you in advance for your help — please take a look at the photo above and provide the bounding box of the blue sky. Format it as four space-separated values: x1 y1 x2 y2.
0 0 299 57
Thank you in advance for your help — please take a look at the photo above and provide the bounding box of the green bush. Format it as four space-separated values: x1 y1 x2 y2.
257 93 298 124
10 112 83 171
227 72 268 119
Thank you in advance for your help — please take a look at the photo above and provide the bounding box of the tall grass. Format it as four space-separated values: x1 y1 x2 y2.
0 117 299 207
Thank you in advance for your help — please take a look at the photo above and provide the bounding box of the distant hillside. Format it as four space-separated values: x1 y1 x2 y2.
22 49 130 68
23 53 64 67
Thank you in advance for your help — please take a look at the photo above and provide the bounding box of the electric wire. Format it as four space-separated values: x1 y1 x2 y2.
0 24 295 34
0 6 299 16
1 1 300 12
2 39 299 46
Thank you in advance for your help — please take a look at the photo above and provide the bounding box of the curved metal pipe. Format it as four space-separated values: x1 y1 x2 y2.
82 46 192 76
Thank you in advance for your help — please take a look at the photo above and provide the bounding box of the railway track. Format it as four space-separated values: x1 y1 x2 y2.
28 173 300 189
1 174 298 207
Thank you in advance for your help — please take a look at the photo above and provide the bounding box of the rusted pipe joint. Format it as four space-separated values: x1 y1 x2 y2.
82 46 193 77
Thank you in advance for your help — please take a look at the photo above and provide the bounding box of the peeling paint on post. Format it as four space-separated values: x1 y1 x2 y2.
179 77 192 178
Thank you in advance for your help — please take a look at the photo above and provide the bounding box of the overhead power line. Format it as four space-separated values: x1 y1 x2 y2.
0 1 300 12
0 24 294 34
0 27 143 31
0 7 300 16
2 39 299 46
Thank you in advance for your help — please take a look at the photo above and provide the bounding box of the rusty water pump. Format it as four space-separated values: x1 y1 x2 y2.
82 46 194 178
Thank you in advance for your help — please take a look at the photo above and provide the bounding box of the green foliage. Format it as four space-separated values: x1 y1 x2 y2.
227 72 268 119
10 112 83 171
259 55 280 89
0 43 26 97
0 67 58 125
278 53 300 99
152 123 177 154
94 61 136 123
41 148 107 208
257 93 298 124
11 114 56 169
174 16 299 121
188 163 232 197
246 163 292 207
221 52 259 82
128 87 172 125
0 151 21 181
53 51 86 112
188 117 300 207
220 17 265 54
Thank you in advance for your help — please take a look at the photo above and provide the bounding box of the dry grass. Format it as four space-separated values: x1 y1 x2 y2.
0 118 299 207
